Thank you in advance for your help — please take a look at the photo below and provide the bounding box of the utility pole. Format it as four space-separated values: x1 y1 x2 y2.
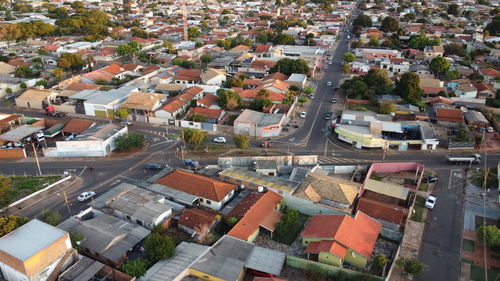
63 191 72 216
31 142 42 176
324 138 328 157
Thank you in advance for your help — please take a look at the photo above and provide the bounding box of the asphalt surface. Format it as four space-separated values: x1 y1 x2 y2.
417 169 465 281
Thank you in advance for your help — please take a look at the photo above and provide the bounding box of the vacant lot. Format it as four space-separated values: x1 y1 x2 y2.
8 176 62 203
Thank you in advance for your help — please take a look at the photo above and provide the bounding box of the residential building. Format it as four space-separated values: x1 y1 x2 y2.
155 86 204 120
234 109 286 137
59 256 134 281
58 208 150 266
0 219 77 281
423 45 444 61
436 108 464 126
286 73 307 89
178 208 217 237
196 93 220 109
70 86 135 118
187 107 226 123
464 110 489 127
155 169 237 211
354 47 401 61
174 69 202 85
302 212 382 269
120 92 167 122
15 89 59 109
200 68 227 86
479 68 500 83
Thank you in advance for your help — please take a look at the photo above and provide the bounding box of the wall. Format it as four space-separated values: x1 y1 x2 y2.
48 140 105 157
0 148 26 159
0 78 41 97
318 252 342 267
347 99 374 106
102 126 128 153
53 104 76 114
218 155 318 168
98 265 134 281
188 268 227 281
282 193 348 216
343 248 367 269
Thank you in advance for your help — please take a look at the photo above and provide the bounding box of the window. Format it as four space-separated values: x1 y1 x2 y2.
137 220 143 226
125 215 131 220
199 198 203 202
206 200 211 205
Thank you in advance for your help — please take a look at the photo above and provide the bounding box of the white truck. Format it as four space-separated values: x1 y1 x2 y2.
446 154 481 165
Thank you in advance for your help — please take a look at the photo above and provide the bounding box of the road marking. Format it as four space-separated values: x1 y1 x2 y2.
79 166 87 176
151 140 170 147
448 169 462 189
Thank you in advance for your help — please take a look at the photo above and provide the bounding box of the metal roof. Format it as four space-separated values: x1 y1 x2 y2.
364 179 409 200
58 256 104 281
0 125 44 142
246 246 286 276
140 183 199 205
0 219 67 261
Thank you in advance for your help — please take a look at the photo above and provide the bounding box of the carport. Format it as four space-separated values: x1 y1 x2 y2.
0 125 44 142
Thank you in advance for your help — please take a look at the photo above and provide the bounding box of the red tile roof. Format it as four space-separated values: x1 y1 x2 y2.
479 68 500 77
175 69 202 81
243 78 262 86
262 72 289 81
102 63 125 75
305 240 348 258
254 45 271 53
178 208 216 230
436 108 464 123
227 191 283 241
65 82 100 91
228 193 264 218
187 107 224 120
156 169 236 202
62 120 94 134
239 89 284 102
197 94 218 108
301 212 382 258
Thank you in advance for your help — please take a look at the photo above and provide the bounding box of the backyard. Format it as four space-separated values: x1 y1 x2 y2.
7 176 62 203
273 210 309 245
411 195 426 222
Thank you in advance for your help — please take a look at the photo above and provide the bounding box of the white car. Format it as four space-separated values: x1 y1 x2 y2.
487 127 494 133
214 137 227 143
77 191 96 202
328 61 333 65
309 94 315 99
299 112 307 118
326 82 332 86
425 194 437 209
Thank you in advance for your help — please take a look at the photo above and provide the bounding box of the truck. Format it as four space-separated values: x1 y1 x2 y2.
44 106 66 118
446 154 481 165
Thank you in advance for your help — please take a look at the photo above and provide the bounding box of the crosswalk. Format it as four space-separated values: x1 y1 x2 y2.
317 156 373 164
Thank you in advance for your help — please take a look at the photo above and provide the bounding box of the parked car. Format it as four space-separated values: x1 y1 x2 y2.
77 191 96 202
309 94 315 99
325 112 332 120
326 82 332 86
331 98 337 103
422 176 439 183
425 194 437 209
64 134 75 141
299 112 307 118
487 127 494 133
145 163 162 170
214 137 227 143
325 68 329 72
120 119 132 126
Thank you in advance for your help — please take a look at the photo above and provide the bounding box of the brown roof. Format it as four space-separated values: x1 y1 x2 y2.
227 191 283 241
178 208 216 230
65 82 100 91
156 169 236 201
197 94 218 108
479 68 500 77
121 92 167 111
357 197 407 225
61 119 94 134
187 107 224 119
175 69 202 81
227 192 264 218
436 108 464 122
262 72 289 81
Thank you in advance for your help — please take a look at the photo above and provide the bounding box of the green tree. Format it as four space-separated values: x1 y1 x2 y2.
374 254 388 267
256 32 269 44
353 14 372 30
447 3 460 16
234 134 250 149
298 96 308 106
5 88 12 94
187 27 200 40
364 69 392 89
57 53 84 73
250 98 271 111
115 108 129 120
35 80 48 87
446 70 461 80
144 233 175 263
183 128 208 148
69 232 84 251
485 16 500 36
379 103 397 114
343 52 355 62
273 33 296 45
19 82 27 89
0 176 12 209
200 54 213 67
38 209 62 226
477 225 500 247
380 16 400 32
403 258 424 276
15 66 33 78
217 89 243 110
270 58 309 76
171 58 195 69
114 132 146 152
303 87 314 95
163 40 176 54
120 258 147 277
227 78 244 88
189 112 207 122
395 72 424 105
430 57 450 76
52 67 66 81
0 216 28 237
257 89 270 99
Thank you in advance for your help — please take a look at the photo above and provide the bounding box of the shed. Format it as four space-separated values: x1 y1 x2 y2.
464 110 489 127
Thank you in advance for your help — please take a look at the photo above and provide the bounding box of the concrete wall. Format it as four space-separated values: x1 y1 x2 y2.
218 155 318 168
318 251 342 267
282 193 348 216
0 148 26 159
53 104 76 114
0 78 41 97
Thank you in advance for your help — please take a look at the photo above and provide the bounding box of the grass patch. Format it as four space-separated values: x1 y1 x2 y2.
273 212 309 245
462 258 474 264
8 176 62 203
411 195 425 222
348 104 379 112
419 183 429 191
463 239 475 253
165 133 180 139
371 173 383 181
470 265 500 281
404 179 415 185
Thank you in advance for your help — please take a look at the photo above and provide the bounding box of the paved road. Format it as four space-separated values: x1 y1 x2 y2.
417 168 465 281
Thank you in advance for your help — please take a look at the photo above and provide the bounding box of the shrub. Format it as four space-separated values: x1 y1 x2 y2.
20 82 27 89
114 131 146 152
38 208 62 226
233 134 250 149
477 225 500 247
120 258 147 277
144 233 175 263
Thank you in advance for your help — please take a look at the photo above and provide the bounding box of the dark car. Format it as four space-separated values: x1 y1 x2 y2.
422 176 439 183
145 163 162 170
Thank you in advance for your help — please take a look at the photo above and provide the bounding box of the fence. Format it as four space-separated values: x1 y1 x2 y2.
0 78 41 97
282 193 348 216
218 155 318 168
286 256 383 280
347 98 375 105
0 148 26 159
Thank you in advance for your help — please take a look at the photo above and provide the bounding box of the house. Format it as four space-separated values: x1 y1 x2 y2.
120 92 167 122
196 93 219 109
479 68 500 83
258 79 291 94
239 89 285 104
0 113 23 134
464 110 489 128
200 68 227 86
227 191 283 242
61 119 95 136
423 45 444 61
58 256 134 281
188 235 286 281
0 219 77 281
379 58 410 75
174 69 202 84
0 62 16 75
302 212 382 269
15 89 59 109
286 73 307 89
92 182 174 229
155 169 237 211
178 208 217 237
58 208 150 266
155 86 204 119
436 108 464 125
234 109 285 137
187 107 225 123
293 171 361 211
474 82 495 99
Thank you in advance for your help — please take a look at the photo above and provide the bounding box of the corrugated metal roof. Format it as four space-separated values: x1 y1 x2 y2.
364 179 409 200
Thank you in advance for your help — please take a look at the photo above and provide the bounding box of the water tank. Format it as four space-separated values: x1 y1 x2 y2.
258 186 264 192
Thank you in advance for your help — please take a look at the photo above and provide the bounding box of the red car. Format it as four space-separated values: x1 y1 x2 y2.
248 269 273 277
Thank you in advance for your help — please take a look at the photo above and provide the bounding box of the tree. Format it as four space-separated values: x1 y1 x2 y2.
0 216 28 237
374 254 388 267
403 258 424 276
194 223 213 244
15 66 33 78
447 4 460 16
38 209 62 226
446 70 461 80
200 54 213 67
234 134 250 149
485 16 500 36
183 128 207 148
189 113 207 122
364 69 392 89
171 58 195 69
187 27 200 40
0 24 21 44
57 53 84 73
0 176 12 209
477 225 500 247
5 88 12 94
273 33 296 45
227 78 244 88
353 14 372 30
298 96 308 106
117 41 142 57
115 108 129 120
270 58 309 76
250 98 271 111
381 16 400 32
163 40 176 54
343 52 355 62
257 89 270 99
144 233 175 263
256 32 269 44
120 258 147 277
430 57 451 76
114 132 146 152
379 103 397 114
69 232 84 251
52 67 66 81
444 43 466 57
35 80 48 87
303 87 314 95
395 72 424 105
217 89 243 110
